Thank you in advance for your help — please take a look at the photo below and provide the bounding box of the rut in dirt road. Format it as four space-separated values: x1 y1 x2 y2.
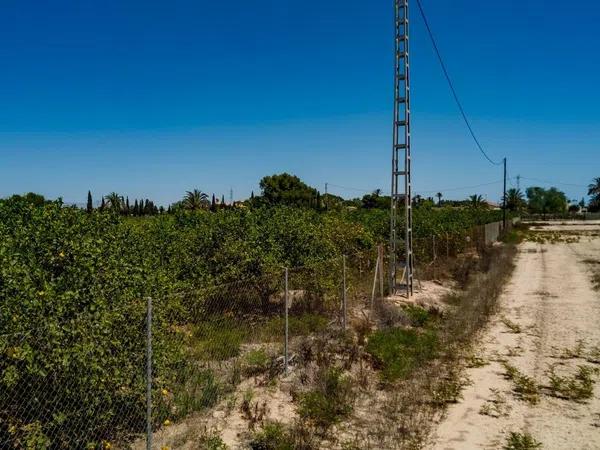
429 225 600 450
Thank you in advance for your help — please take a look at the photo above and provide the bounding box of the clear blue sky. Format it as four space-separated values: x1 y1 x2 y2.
1 0 598 206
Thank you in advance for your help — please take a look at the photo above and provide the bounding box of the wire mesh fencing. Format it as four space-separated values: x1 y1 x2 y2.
0 223 511 449
0 302 148 449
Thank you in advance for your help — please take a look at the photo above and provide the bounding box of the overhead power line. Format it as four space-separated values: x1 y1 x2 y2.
325 179 504 197
415 0 503 167
520 177 588 189
415 179 503 196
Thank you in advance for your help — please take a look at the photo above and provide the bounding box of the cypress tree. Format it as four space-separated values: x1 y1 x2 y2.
211 194 216 211
133 199 139 216
125 197 130 215
100 197 106 212
86 191 93 213
221 194 226 208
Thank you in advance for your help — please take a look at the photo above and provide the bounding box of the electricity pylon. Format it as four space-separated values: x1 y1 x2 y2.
390 0 413 296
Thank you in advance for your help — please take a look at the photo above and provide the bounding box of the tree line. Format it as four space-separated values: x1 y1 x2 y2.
7 173 600 216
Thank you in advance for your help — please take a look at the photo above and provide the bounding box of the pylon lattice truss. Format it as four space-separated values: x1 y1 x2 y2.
390 0 413 296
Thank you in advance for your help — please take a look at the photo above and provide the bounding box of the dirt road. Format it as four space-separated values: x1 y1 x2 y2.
429 223 600 450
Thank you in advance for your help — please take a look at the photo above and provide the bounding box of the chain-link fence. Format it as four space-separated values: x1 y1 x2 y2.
0 222 511 450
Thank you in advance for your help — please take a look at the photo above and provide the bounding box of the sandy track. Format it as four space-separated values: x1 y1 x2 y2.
429 225 600 450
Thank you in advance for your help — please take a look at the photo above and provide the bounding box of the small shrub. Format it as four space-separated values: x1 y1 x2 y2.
513 374 540 405
193 319 246 361
170 369 221 419
366 328 438 382
197 430 228 450
430 369 468 405
298 367 353 430
259 314 328 341
403 305 431 328
547 365 597 401
502 363 539 404
503 431 542 450
249 422 295 450
242 349 272 377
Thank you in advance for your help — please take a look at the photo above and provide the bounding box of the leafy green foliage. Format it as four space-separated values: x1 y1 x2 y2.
403 306 432 328
298 368 354 430
249 422 296 450
503 432 542 450
259 173 319 208
0 193 507 446
366 328 438 382
526 187 568 214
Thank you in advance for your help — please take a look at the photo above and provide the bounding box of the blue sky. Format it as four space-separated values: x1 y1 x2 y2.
1 0 598 205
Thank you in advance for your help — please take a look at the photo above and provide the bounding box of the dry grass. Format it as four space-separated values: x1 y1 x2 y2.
183 242 520 449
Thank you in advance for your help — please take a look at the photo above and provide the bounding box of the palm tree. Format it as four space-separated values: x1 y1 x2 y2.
104 192 123 212
504 188 526 212
183 189 209 211
469 194 485 208
436 192 443 207
588 177 600 211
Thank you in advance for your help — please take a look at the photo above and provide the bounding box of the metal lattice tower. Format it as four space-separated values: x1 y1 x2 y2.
390 0 413 296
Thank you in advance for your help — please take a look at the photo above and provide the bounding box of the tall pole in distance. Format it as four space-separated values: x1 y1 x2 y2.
503 157 507 229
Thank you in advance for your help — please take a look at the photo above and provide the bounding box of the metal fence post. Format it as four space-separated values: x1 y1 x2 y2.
146 297 153 450
371 250 380 311
432 235 437 279
342 255 347 331
284 268 289 374
378 245 384 299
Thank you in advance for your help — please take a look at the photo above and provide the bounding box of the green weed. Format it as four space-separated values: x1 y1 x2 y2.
547 365 597 401
193 318 246 361
366 327 438 382
249 422 295 450
171 369 221 419
242 348 272 377
258 314 328 341
403 305 432 328
197 430 228 450
503 432 542 450
298 367 353 430
502 363 540 404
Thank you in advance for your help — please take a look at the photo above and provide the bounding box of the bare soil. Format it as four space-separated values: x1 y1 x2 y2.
429 223 600 450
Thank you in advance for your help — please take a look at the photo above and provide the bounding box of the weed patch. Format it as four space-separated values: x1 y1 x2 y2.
249 422 295 450
502 363 540 404
479 389 510 418
503 432 542 450
242 348 272 377
157 368 221 423
546 365 597 401
403 305 432 328
259 314 328 341
193 318 246 361
366 328 438 382
298 367 354 430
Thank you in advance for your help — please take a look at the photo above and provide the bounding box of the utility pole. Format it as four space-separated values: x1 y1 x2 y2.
325 182 328 210
503 157 507 229
390 0 413 297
